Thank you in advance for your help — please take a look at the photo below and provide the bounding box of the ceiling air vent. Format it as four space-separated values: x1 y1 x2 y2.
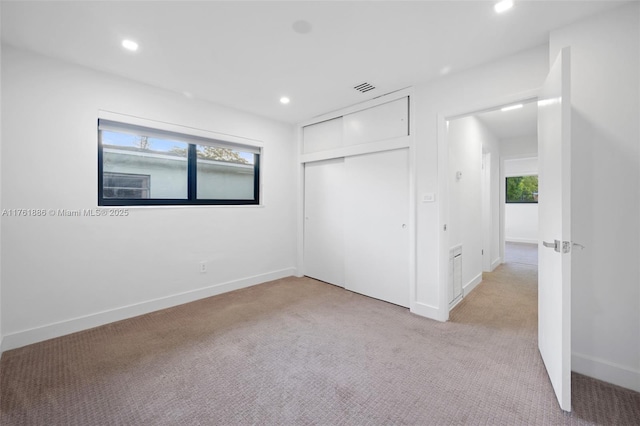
354 82 376 93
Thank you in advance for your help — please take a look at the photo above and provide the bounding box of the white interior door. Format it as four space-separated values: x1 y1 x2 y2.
304 158 345 286
538 47 572 412
344 149 410 307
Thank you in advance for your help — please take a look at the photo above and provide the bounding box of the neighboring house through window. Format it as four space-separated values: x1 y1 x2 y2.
98 119 261 206
103 172 151 199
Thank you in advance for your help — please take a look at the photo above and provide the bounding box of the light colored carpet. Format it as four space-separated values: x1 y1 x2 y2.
505 241 538 266
1 266 638 425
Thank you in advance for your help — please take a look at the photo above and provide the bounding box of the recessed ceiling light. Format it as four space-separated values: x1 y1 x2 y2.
494 0 514 14
440 66 452 76
122 39 139 52
292 20 312 35
538 97 561 107
280 97 290 105
501 104 523 112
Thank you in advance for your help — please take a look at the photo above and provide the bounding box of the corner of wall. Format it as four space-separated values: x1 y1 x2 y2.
2 267 296 351
490 257 502 271
463 273 482 297
411 302 448 322
572 352 640 393
2 47 298 350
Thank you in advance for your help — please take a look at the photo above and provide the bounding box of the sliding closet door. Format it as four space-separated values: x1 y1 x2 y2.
303 158 345 286
344 149 410 307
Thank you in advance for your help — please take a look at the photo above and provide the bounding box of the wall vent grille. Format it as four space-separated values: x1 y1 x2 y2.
354 82 376 93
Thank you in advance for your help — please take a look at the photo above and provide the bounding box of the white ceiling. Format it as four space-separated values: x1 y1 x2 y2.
475 100 538 140
0 1 628 124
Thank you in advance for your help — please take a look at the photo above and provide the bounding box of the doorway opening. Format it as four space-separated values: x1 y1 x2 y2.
503 155 539 267
439 48 572 412
445 98 538 309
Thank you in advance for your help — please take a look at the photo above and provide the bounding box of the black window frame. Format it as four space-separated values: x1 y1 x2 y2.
98 120 261 206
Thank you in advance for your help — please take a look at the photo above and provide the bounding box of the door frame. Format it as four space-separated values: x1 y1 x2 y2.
436 90 539 320
481 150 492 272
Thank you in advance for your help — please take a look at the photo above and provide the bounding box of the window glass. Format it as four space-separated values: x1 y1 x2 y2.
102 131 188 199
506 175 538 203
196 145 255 200
103 172 150 199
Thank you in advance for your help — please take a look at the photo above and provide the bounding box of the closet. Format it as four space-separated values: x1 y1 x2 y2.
303 158 345 286
302 96 411 307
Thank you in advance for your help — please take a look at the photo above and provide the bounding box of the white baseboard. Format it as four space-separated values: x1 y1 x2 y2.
411 301 447 322
448 295 463 310
463 273 482 297
505 238 538 244
572 351 640 392
491 257 502 271
2 267 297 352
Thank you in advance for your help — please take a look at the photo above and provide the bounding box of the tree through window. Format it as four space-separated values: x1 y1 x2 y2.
506 175 538 203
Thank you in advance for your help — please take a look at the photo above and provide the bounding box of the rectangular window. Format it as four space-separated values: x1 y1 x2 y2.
505 175 538 203
98 120 260 206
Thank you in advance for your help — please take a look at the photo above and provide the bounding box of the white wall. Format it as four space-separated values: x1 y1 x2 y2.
550 3 640 392
504 157 539 244
504 204 538 244
448 116 500 294
1 46 297 350
500 135 537 158
413 44 549 320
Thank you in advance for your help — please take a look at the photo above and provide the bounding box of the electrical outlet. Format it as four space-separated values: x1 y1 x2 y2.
199 261 207 273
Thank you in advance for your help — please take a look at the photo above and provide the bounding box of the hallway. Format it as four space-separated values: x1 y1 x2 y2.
450 257 639 423
504 241 538 266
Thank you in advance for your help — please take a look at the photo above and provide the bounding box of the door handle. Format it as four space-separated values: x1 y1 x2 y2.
542 240 573 254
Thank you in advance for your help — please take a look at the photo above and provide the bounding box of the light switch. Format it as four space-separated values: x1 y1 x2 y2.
423 193 435 203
